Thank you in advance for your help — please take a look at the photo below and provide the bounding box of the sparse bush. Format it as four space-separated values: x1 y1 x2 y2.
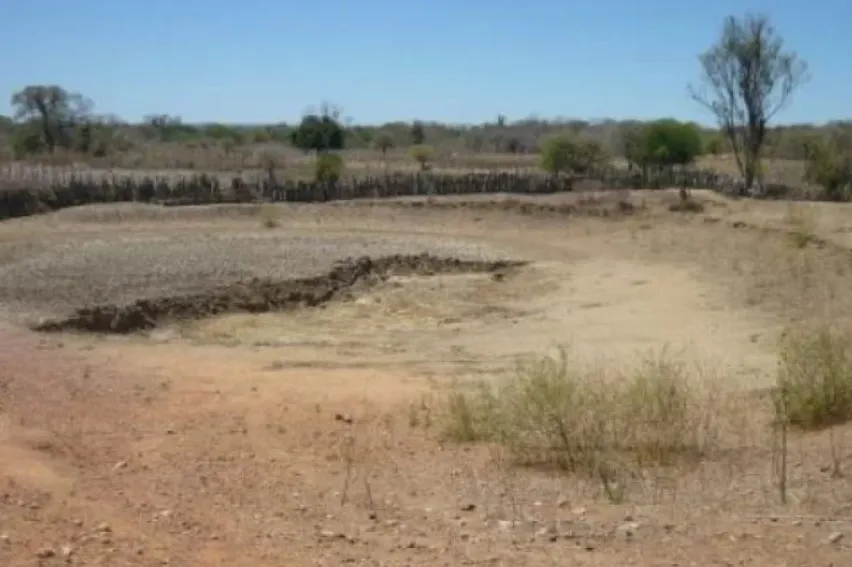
440 347 720 477
315 153 344 184
540 135 605 176
668 187 705 213
784 205 818 248
373 132 394 159
804 130 852 201
408 144 434 171
258 204 280 228
775 325 852 429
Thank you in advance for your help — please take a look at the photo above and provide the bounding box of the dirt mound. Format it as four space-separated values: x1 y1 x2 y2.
33 254 524 334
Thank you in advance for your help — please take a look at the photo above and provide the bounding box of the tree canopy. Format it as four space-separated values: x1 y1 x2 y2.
290 114 345 153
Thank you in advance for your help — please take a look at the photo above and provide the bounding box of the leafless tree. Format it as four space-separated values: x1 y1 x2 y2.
11 85 93 153
690 13 808 191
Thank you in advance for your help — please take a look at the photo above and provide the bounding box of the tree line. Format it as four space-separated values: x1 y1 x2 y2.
1 12 849 198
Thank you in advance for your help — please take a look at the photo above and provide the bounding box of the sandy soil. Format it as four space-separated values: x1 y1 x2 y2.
0 191 850 565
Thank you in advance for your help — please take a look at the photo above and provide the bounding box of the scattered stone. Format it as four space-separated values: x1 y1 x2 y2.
61 545 74 558
556 497 570 508
165 427 175 435
497 520 514 531
96 522 112 533
334 413 353 424
616 521 641 540
112 460 128 471
36 547 56 558
536 526 559 542
827 531 844 545
459 503 476 512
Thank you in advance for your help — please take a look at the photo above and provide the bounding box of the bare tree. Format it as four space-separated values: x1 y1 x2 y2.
690 13 808 191
10 85 93 153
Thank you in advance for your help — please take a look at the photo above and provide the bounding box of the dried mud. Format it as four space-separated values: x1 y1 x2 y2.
33 254 524 334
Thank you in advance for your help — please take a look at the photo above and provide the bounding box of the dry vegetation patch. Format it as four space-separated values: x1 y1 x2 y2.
2 197 852 565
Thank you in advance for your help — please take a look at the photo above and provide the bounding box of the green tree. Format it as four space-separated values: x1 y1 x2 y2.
373 132 394 159
704 134 725 156
624 119 702 169
410 120 426 145
690 13 808 189
540 135 605 175
204 123 243 143
290 114 345 153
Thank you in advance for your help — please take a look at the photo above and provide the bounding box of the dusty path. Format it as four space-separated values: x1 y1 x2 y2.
0 202 847 565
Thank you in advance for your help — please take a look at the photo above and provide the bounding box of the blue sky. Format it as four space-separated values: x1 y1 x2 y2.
0 0 848 126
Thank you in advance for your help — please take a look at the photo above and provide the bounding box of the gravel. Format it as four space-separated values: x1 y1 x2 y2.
0 229 517 322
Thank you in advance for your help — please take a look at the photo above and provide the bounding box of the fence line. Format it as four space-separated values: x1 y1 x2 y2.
0 163 812 222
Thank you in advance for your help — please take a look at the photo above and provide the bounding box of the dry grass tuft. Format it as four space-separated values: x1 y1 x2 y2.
440 346 723 480
258 203 281 228
775 324 852 430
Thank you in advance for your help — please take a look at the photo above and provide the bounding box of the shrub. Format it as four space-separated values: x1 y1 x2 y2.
804 131 852 202
408 144 434 171
314 153 344 184
540 135 605 176
440 347 720 476
775 325 852 429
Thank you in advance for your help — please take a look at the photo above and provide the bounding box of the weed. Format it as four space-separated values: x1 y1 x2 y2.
259 204 280 228
441 347 721 479
775 324 852 429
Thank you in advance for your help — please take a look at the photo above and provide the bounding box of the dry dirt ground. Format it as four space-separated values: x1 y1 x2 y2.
0 190 851 566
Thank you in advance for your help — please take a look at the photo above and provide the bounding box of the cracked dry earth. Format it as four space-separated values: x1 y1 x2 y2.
1 195 851 566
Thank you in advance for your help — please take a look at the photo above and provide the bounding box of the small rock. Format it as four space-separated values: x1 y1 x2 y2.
0 534 8 544
112 461 128 471
459 503 476 512
96 522 112 533
165 427 175 435
497 520 514 531
616 521 641 539
36 547 56 558
827 531 844 545
61 545 73 557
556 497 570 508
334 413 353 424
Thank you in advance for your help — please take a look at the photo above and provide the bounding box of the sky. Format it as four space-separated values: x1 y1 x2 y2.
0 0 849 126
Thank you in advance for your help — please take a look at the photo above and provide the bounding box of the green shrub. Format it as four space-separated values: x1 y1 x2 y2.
314 153 344 184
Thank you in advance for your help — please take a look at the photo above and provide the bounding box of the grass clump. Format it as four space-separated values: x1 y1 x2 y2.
440 347 720 476
259 204 281 228
775 325 852 429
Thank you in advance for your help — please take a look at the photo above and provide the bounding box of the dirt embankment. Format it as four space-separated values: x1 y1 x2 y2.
33 254 524 334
